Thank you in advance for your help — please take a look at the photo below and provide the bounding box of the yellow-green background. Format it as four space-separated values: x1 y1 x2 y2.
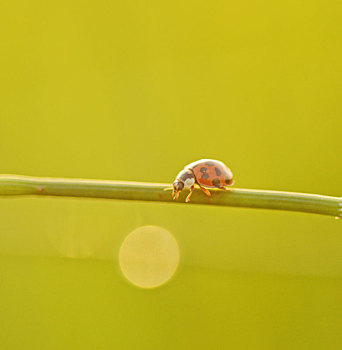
0 0 341 349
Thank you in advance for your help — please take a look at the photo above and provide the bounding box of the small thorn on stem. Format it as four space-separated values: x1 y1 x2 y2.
37 186 45 193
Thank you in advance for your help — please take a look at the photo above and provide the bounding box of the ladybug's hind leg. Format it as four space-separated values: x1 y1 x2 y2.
219 187 232 192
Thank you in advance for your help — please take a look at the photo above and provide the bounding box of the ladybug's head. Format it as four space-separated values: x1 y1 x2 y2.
172 180 184 200
171 169 195 200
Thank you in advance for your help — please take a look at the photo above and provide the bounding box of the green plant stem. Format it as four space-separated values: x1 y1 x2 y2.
0 175 340 218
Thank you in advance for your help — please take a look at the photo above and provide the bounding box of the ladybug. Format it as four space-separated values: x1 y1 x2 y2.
167 159 234 202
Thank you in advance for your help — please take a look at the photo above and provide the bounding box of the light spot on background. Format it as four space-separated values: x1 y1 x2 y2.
119 225 180 288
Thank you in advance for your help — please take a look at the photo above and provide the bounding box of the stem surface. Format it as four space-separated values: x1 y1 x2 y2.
0 175 341 218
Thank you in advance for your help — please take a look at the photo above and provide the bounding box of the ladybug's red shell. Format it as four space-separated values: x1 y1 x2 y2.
186 159 233 188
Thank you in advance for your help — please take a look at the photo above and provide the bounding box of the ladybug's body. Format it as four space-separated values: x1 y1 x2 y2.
169 159 234 202
187 159 233 188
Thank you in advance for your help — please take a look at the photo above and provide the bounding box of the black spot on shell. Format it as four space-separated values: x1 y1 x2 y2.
215 167 221 176
200 167 207 173
212 178 221 187
201 173 210 179
225 178 230 185
205 161 215 166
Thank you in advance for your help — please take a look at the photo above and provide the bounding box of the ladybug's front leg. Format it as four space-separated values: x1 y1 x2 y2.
185 186 195 203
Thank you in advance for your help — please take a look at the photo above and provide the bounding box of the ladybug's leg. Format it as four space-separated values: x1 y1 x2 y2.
185 186 195 203
219 187 232 191
198 185 211 197
173 190 180 200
